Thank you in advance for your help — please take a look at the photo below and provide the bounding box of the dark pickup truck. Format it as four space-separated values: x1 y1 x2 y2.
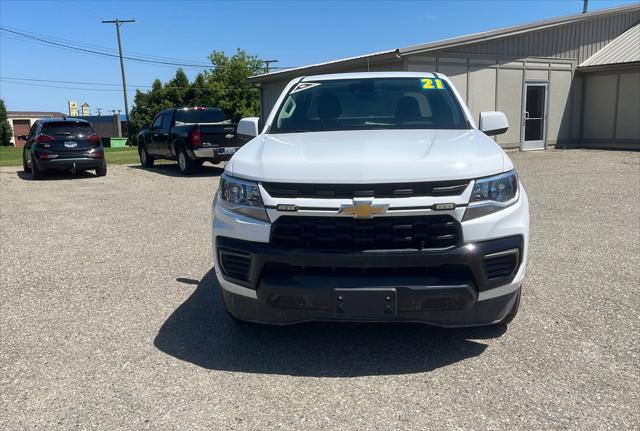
137 107 243 175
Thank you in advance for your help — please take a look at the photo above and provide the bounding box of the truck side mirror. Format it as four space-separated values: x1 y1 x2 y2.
479 111 508 136
237 117 260 140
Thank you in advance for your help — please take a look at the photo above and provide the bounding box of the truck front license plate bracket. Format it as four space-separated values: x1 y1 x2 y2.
334 288 397 319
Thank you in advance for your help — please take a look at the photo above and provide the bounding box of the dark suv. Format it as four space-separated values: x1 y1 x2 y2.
20 118 107 180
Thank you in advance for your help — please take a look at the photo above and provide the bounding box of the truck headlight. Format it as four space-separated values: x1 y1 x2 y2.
218 174 269 221
463 170 519 221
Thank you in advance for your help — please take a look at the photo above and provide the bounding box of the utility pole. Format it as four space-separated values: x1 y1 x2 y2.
583 0 589 13
263 59 278 73
102 18 135 136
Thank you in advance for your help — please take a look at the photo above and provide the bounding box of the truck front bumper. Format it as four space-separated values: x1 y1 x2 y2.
212 188 528 327
222 287 520 327
216 235 523 326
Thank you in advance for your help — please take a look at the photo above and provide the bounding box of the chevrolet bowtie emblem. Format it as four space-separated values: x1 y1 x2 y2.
338 200 389 219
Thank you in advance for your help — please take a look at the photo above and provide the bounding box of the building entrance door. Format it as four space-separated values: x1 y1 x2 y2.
522 83 548 150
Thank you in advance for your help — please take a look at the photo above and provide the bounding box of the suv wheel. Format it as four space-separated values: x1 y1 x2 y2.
177 147 195 175
31 154 43 180
95 160 108 177
22 149 31 173
139 143 155 168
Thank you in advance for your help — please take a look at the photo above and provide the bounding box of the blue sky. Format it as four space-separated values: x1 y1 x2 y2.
0 0 635 113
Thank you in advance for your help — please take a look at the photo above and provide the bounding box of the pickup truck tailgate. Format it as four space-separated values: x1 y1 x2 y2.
199 124 242 148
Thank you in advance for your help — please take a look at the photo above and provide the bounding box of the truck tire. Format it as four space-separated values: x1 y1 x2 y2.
22 149 31 173
95 160 108 177
139 142 155 168
177 147 195 175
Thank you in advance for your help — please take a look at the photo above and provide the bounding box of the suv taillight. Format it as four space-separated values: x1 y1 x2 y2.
190 128 202 148
36 134 54 147
88 133 100 143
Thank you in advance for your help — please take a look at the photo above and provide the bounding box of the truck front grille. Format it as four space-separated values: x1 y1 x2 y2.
262 180 469 198
271 215 462 251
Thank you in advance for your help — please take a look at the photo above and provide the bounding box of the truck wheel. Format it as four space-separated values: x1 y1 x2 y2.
95 161 108 177
31 154 43 180
22 149 31 173
139 143 155 168
497 288 521 326
177 147 195 175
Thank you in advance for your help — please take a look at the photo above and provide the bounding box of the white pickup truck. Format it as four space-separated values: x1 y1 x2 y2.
212 72 529 327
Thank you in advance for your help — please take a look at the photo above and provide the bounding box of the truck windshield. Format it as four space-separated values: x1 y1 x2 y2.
271 77 469 133
174 108 226 125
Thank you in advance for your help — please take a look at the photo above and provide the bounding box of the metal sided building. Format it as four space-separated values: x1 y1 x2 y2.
250 4 640 150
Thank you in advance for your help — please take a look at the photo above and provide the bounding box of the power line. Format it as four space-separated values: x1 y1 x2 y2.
263 59 279 73
0 79 125 92
0 26 213 68
0 25 216 65
0 78 260 93
1 76 261 88
0 27 297 71
2 77 124 87
0 77 261 91
0 32 209 72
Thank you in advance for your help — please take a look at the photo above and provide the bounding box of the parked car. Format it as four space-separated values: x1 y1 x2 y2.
137 107 244 175
212 72 529 327
20 118 107 180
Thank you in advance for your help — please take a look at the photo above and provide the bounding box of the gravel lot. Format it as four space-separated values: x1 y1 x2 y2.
1 150 638 430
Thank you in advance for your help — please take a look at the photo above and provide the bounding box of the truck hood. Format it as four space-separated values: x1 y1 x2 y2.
227 129 509 183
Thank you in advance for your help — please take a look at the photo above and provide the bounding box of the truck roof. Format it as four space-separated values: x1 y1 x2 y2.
301 71 441 81
158 106 223 115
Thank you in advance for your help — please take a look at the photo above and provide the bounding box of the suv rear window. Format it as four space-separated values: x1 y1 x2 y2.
41 122 94 137
174 108 226 124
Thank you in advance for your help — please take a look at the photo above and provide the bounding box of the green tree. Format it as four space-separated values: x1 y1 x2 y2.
203 49 264 122
0 99 13 146
164 68 191 107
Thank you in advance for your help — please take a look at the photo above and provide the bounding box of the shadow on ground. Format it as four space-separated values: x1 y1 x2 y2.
16 169 100 181
154 269 504 377
128 163 224 178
